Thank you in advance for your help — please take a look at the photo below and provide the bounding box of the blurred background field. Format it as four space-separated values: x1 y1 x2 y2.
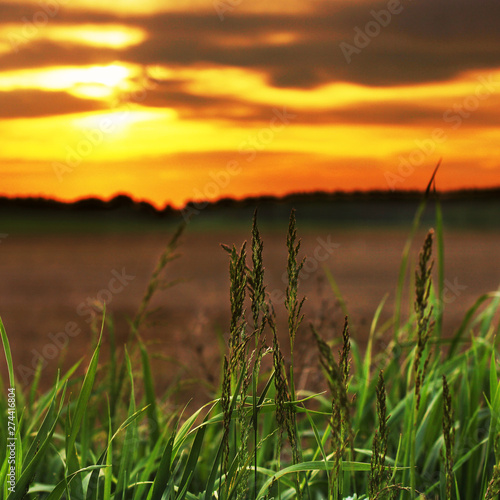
1 192 499 401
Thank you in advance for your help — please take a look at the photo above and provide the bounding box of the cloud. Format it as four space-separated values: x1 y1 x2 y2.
0 0 499 89
0 89 105 118
0 40 121 70
125 1 500 88
137 76 500 128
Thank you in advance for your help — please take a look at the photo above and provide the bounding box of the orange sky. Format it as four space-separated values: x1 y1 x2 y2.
1 0 499 208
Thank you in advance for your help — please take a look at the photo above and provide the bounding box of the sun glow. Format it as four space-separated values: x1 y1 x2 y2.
0 63 147 101
0 1 499 205
0 0 324 15
70 108 178 139
0 64 135 90
45 24 147 48
0 24 147 51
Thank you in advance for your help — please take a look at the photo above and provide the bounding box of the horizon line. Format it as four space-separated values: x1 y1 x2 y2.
1 185 500 213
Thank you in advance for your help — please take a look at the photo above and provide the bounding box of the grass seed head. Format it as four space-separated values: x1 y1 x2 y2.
414 229 435 409
249 210 267 331
442 375 455 500
339 316 351 386
485 464 500 500
221 355 232 472
225 241 248 364
369 371 390 499
311 322 352 491
286 209 305 349
272 323 300 467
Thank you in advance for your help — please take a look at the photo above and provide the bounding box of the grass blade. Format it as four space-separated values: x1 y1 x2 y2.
0 317 14 387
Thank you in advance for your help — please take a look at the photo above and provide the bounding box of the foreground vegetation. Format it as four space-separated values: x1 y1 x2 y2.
1 197 500 499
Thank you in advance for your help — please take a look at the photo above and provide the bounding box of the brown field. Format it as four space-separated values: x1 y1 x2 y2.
1 226 499 402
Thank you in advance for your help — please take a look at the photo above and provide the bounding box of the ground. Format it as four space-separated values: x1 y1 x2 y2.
0 224 498 404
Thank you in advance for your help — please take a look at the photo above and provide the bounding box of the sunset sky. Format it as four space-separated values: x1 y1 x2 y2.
1 0 500 208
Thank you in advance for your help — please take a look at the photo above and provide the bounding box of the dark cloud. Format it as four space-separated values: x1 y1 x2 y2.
127 0 500 87
1 0 500 89
310 100 500 127
0 2 118 23
141 78 500 127
146 90 265 122
1 40 121 70
0 89 105 118
4 81 497 126
140 79 289 122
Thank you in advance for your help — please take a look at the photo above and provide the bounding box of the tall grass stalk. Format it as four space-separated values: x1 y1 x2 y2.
311 317 352 499
248 211 268 499
284 210 306 497
285 209 305 403
442 374 455 500
369 371 389 500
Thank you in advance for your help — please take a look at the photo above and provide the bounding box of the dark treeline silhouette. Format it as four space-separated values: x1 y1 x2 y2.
0 188 499 230
0 187 499 214
0 194 174 217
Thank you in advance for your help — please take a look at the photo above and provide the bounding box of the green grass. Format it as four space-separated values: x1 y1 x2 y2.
1 195 500 500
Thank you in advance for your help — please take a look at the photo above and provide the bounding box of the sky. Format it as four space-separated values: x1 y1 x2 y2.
1 0 500 208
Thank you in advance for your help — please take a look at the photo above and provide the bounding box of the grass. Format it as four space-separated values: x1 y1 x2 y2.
1 194 500 499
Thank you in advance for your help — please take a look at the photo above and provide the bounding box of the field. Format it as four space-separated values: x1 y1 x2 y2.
1 198 500 499
0 215 498 398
